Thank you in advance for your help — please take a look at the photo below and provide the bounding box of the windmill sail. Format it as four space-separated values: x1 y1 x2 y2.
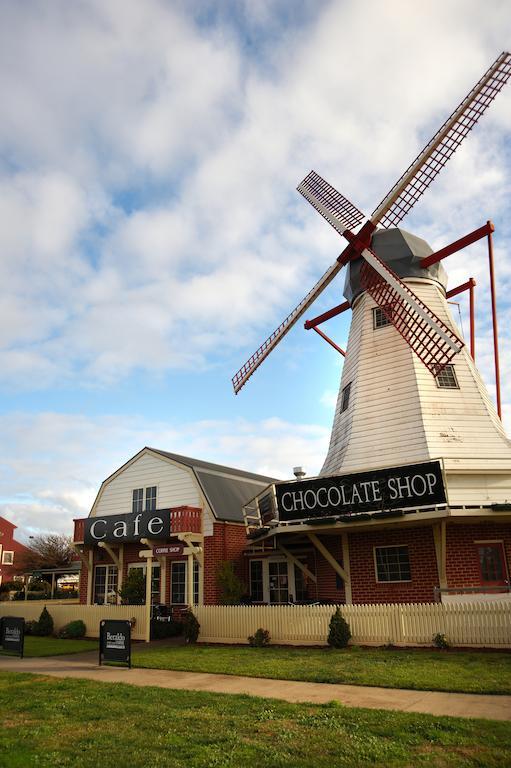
359 247 464 375
372 51 511 229
297 171 365 235
232 258 344 393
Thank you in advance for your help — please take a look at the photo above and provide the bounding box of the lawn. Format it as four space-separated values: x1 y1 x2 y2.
21 636 99 657
1 671 510 768
132 644 511 695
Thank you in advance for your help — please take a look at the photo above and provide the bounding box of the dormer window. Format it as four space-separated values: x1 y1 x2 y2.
436 364 459 389
373 305 393 329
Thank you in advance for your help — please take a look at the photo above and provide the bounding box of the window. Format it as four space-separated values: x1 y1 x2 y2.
193 559 200 605
1 551 14 565
250 560 264 602
93 565 118 605
340 382 351 413
477 543 507 585
268 561 289 603
436 365 459 389
127 563 161 604
132 488 143 514
171 561 186 604
145 486 157 511
373 305 393 329
374 546 411 582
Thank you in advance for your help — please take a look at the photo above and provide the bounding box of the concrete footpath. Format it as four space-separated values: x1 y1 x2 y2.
0 651 510 722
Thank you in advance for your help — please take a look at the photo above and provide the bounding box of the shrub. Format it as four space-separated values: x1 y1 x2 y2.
433 632 449 650
182 610 200 643
327 607 351 648
118 569 146 604
24 620 38 635
0 580 19 593
33 606 54 637
216 561 246 605
248 628 271 647
150 620 183 640
59 620 86 639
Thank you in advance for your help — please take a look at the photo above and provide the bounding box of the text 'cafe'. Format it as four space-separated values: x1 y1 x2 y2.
72 448 511 609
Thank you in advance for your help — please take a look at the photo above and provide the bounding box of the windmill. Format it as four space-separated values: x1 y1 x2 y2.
232 52 511 402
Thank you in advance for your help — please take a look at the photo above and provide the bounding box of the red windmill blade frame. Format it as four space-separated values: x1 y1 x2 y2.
232 52 511 394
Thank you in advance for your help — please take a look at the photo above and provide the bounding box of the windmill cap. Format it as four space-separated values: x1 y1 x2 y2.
343 227 448 304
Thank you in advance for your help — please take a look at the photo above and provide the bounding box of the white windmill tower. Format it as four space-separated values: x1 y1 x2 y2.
232 52 511 507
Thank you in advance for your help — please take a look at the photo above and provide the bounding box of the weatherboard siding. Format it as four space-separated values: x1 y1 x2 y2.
322 290 429 475
321 279 511 482
94 452 201 517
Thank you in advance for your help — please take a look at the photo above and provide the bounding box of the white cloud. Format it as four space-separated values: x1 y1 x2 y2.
0 411 329 539
0 0 510 391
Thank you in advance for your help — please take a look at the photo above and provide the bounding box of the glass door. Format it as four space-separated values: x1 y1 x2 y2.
268 561 289 603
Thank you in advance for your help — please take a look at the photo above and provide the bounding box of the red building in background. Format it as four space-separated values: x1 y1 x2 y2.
0 516 31 585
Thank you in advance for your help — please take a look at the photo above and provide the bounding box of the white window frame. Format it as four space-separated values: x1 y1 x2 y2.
145 485 158 512
435 364 459 389
132 488 144 514
128 562 163 602
1 551 14 565
373 305 393 329
373 545 412 584
93 564 118 605
170 560 187 605
250 557 298 604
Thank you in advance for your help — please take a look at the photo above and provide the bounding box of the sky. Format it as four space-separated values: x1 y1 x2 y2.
1 0 510 540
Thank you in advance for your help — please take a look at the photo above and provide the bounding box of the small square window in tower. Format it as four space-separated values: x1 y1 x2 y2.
373 305 394 329
436 364 459 389
340 382 351 413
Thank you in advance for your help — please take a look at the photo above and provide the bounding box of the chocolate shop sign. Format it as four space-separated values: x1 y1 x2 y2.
275 461 446 522
84 510 171 545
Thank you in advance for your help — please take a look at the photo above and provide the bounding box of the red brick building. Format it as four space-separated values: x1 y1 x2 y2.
0 516 31 586
73 447 511 609
72 448 274 607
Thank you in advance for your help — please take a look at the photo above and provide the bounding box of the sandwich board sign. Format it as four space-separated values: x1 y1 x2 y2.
99 619 131 668
0 616 25 658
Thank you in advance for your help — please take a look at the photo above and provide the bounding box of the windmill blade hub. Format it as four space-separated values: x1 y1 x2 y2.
343 227 447 304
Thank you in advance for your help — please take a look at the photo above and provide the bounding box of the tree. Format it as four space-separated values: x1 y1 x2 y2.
118 569 146 604
216 561 246 605
19 534 76 572
327 607 351 648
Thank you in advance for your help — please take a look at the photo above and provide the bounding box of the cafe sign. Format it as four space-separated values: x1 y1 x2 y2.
84 510 171 545
275 461 446 523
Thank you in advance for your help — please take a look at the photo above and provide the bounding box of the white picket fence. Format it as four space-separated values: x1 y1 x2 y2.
0 601 148 641
194 602 511 648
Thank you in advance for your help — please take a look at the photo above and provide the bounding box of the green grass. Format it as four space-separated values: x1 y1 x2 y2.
132 644 511 695
0 671 510 767
21 636 99 657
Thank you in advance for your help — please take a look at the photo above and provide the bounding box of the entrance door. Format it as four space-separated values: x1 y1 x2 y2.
268 561 289 604
477 543 508 587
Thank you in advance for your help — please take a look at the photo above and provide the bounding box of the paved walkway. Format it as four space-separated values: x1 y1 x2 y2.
1 651 510 722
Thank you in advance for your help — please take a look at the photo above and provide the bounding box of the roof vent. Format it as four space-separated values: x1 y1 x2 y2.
293 466 306 480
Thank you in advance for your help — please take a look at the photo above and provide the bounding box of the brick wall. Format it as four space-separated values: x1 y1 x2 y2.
445 522 511 588
315 538 346 603
0 516 32 584
203 522 247 604
79 523 248 606
348 526 439 604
